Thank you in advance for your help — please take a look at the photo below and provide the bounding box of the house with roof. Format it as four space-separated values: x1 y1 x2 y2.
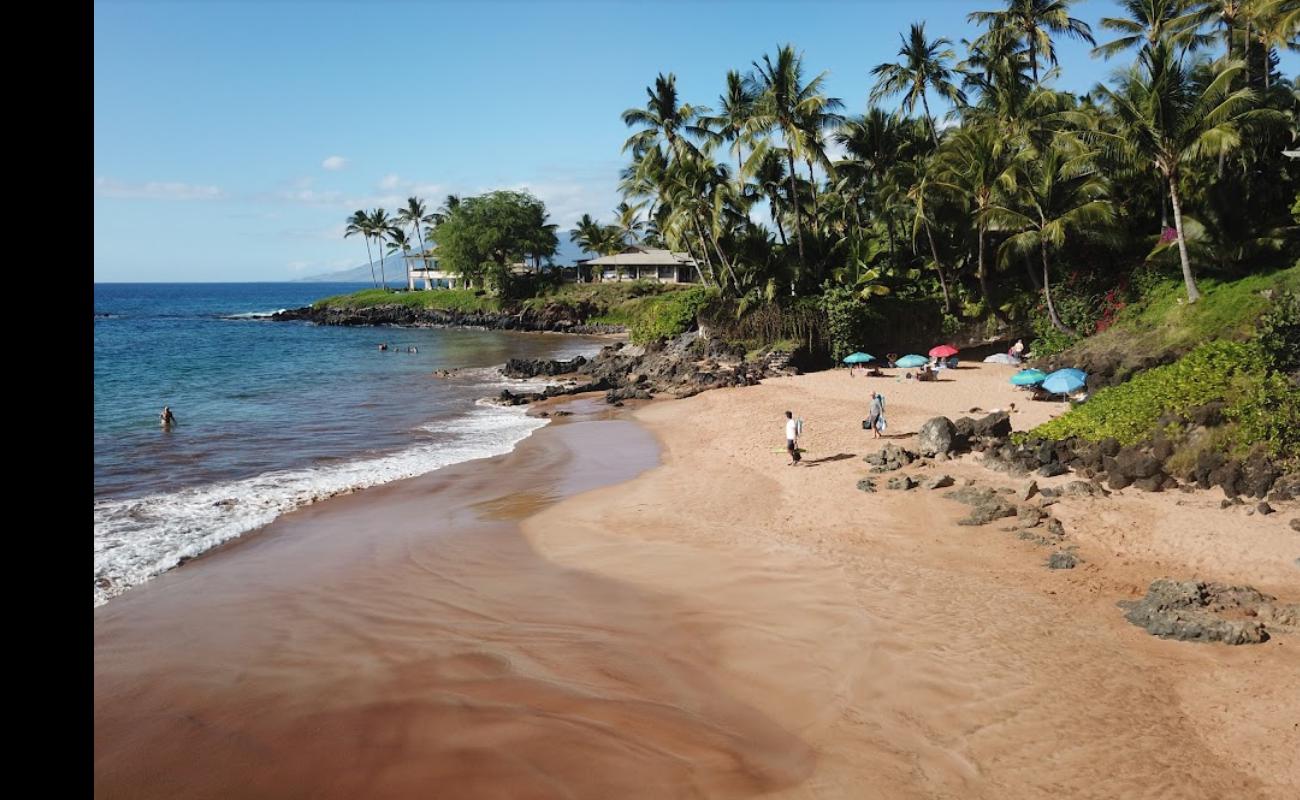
580 245 699 284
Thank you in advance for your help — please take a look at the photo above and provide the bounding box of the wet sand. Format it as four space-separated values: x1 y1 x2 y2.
95 366 1300 798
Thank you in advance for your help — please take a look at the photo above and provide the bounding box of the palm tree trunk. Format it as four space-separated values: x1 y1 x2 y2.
785 150 807 274
706 225 738 289
769 191 789 246
378 246 388 290
806 158 820 217
921 94 940 147
364 238 377 288
690 219 716 286
1167 173 1201 303
923 221 953 313
978 219 1011 324
1041 242 1075 335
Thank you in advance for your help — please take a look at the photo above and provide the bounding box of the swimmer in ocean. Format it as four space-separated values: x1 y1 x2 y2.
160 406 177 428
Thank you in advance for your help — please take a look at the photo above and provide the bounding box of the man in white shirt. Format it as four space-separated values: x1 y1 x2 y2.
785 410 801 465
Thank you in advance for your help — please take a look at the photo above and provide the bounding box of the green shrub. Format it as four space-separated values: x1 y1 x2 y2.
1031 340 1267 446
1229 369 1300 465
820 285 873 362
1255 289 1300 374
627 286 719 344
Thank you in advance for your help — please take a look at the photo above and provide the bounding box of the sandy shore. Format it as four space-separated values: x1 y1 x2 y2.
95 364 1299 798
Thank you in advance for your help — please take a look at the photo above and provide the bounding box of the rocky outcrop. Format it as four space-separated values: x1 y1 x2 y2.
273 302 623 334
1119 580 1299 645
864 444 917 473
491 333 783 407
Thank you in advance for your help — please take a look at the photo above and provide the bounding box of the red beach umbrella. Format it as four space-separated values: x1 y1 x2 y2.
929 344 959 358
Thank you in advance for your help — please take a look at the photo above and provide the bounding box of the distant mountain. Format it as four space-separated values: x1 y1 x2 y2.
297 239 596 283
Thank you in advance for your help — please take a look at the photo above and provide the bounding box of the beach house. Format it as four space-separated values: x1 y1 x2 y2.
581 245 699 284
403 250 463 290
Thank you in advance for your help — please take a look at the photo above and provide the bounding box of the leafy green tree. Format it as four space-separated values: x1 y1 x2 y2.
344 209 376 287
430 190 555 292
869 22 966 147
968 1 1095 84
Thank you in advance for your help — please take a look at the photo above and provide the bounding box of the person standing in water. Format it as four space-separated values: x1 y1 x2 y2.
784 410 802 466
160 406 177 428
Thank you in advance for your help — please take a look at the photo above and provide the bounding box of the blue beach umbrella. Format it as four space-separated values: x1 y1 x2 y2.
895 354 928 368
843 352 875 364
1010 369 1048 386
1042 368 1087 395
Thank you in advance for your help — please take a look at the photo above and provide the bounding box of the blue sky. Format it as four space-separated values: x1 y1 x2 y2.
93 0 1295 282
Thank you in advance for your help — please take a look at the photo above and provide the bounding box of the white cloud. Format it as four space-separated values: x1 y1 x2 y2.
378 173 401 190
95 176 224 200
502 180 619 231
322 155 348 171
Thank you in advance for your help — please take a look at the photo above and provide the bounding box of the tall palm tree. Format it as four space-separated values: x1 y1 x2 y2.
1096 44 1278 302
748 44 841 276
396 196 430 260
368 208 395 290
614 202 646 243
987 144 1116 333
344 209 377 288
969 0 1096 85
621 73 710 162
1092 0 1209 60
432 194 460 225
1250 0 1300 89
703 70 758 176
869 22 967 147
933 124 1021 323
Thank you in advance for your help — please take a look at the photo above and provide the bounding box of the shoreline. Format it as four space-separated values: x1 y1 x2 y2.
95 363 1299 798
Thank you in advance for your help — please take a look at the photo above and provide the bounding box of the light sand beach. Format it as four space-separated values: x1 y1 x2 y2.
95 363 1300 799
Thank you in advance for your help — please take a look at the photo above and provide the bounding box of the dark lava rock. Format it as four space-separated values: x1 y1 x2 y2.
923 475 955 490
1060 478 1102 496
1115 446 1161 479
1152 438 1175 462
1020 481 1039 501
1209 459 1244 498
1193 450 1226 489
1108 471 1134 491
972 411 1012 440
887 475 918 491
1045 518 1066 538
1240 449 1280 499
502 355 588 379
1257 502 1275 515
1047 551 1078 569
1190 401 1227 427
1220 499 1234 509
958 501 1017 526
1119 580 1274 645
1037 462 1069 478
1017 505 1046 527
864 444 916 472
856 478 877 493
1133 474 1167 492
1291 518 1300 532
917 417 958 457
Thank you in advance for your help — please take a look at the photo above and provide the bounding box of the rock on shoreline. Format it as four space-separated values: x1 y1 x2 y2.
272 303 624 334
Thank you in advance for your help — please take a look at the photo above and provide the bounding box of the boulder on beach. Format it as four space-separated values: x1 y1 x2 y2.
917 417 957 457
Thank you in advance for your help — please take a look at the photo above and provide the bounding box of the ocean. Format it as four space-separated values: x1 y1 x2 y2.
93 283 608 606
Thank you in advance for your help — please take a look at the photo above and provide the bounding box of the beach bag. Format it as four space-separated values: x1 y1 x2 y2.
796 418 804 437
876 416 887 433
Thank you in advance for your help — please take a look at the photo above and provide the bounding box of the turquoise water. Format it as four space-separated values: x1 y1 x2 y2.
94 283 606 605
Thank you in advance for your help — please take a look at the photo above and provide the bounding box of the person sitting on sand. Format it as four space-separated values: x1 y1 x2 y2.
160 406 176 428
886 353 899 368
866 365 883 377
1009 339 1025 360
784 410 802 466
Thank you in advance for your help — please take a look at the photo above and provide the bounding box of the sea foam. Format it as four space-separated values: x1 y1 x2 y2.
93 403 548 606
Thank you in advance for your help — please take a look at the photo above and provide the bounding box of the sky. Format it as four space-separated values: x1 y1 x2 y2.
93 0 1296 282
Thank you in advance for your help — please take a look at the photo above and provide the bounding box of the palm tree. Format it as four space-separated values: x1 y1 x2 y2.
622 73 710 162
385 228 412 287
1096 44 1278 302
397 196 430 258
344 209 377 288
1250 0 1300 89
703 70 758 176
986 144 1116 333
368 208 395 290
932 124 1021 323
748 44 841 276
969 1 1096 85
432 194 461 225
869 22 967 147
614 202 646 243
1092 0 1209 60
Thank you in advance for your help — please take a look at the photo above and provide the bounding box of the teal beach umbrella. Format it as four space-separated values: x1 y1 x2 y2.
1042 368 1087 394
1010 369 1047 386
843 352 875 364
895 354 928 368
